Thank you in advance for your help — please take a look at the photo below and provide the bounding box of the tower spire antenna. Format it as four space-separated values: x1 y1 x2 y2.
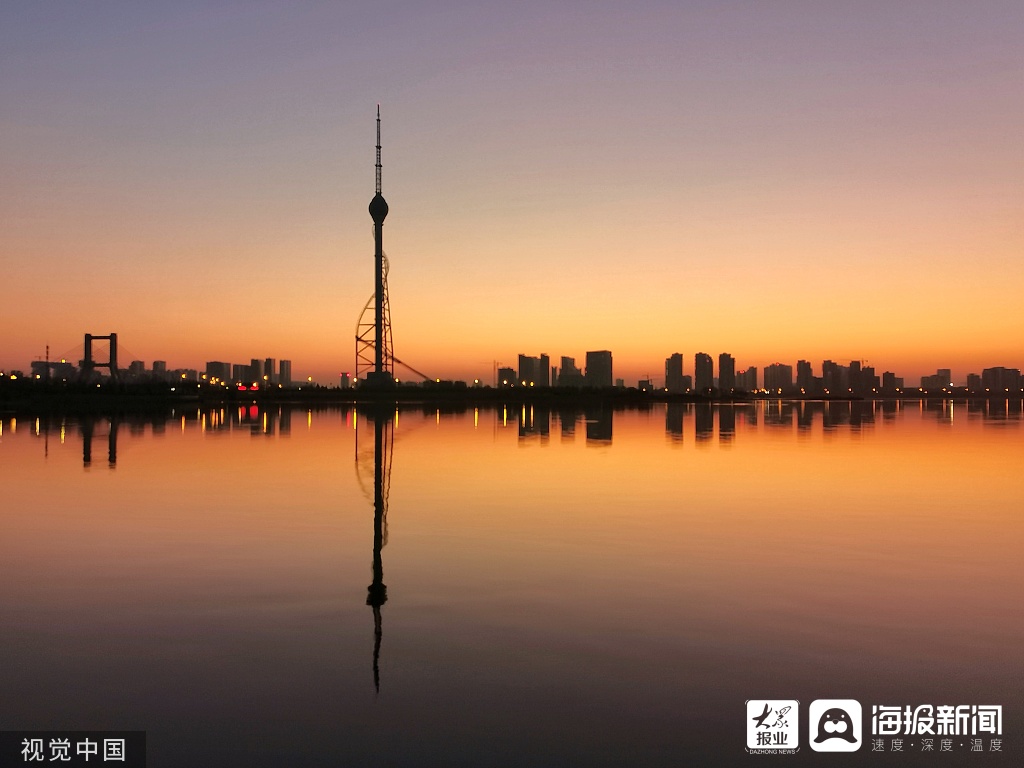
375 104 382 195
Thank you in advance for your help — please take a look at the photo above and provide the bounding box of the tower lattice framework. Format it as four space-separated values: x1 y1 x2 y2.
355 252 393 382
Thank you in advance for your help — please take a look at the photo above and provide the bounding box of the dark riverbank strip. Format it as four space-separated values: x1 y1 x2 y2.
3 379 1017 417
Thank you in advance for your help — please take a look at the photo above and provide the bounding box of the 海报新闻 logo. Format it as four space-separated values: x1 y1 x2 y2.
809 699 862 752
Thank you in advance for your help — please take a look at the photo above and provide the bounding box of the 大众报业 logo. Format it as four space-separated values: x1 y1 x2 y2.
746 700 799 751
809 699 862 752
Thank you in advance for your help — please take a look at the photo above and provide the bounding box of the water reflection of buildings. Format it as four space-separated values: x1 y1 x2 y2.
509 405 613 445
920 397 1023 425
15 405 302 468
518 404 550 441
695 403 713 442
666 403 684 442
661 399 1024 441
719 405 735 442
9 399 1024 475
585 406 612 444
20 415 123 468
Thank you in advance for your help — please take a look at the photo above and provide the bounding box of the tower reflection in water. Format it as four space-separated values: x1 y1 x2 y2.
354 407 394 693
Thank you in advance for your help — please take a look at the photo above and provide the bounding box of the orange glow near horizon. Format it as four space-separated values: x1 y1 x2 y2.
2 5 1022 385
4 185 1021 385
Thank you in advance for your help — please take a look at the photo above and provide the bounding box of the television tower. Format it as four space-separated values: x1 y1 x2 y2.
357 105 396 388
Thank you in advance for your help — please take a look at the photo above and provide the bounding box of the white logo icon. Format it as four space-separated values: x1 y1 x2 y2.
809 699 862 752
746 699 799 750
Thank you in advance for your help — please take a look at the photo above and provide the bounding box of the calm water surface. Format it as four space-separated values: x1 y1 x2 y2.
1 401 1021 766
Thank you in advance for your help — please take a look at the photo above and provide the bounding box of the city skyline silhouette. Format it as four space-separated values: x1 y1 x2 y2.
2 4 1022 385
3 332 1021 396
3 4 1022 766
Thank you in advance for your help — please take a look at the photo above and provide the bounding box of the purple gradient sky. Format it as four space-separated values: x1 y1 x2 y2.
2 2 1022 384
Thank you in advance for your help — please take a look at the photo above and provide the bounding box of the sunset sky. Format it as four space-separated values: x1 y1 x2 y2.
2 2 1022 384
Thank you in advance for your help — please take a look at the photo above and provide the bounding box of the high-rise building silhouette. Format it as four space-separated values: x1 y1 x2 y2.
517 353 551 386
921 368 953 390
718 353 735 393
206 361 231 381
847 360 862 393
822 360 839 391
585 350 613 388
737 366 757 391
518 354 535 385
796 360 813 392
764 363 794 392
559 356 584 386
862 365 879 393
694 353 713 393
665 353 685 393
279 360 292 387
981 366 1021 391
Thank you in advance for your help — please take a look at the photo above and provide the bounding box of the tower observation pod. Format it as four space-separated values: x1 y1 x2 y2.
356 105 396 389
